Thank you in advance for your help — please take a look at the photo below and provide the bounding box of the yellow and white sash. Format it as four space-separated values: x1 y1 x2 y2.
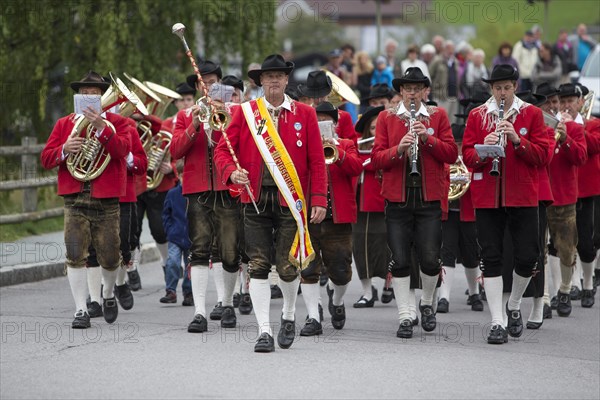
241 98 315 270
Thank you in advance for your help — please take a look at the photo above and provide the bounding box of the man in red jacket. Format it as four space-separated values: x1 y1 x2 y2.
371 67 458 339
41 71 131 329
462 64 550 344
214 54 327 352
299 102 362 335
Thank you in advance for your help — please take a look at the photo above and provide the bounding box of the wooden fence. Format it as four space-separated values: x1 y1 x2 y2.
0 137 63 224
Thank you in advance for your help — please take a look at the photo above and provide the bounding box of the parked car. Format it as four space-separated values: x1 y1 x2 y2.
577 44 600 117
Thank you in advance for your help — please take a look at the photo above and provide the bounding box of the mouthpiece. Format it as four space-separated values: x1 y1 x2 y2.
172 23 186 37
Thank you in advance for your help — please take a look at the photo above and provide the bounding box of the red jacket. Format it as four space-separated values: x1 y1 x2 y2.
462 102 549 208
538 126 556 205
357 153 385 212
41 113 131 198
327 139 362 223
337 110 358 145
371 106 458 202
578 118 600 198
549 122 587 206
121 119 148 202
214 99 328 208
171 108 227 195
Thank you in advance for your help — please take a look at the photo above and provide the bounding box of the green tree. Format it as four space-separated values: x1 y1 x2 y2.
276 15 345 56
0 0 276 143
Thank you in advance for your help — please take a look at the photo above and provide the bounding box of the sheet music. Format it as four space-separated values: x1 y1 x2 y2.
74 94 102 115
474 144 505 159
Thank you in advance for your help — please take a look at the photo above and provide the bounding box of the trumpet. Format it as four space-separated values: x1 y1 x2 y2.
319 120 339 164
408 99 420 176
490 98 505 177
542 110 562 141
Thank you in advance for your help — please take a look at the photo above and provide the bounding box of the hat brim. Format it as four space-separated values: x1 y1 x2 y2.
248 63 294 87
297 85 331 99
481 75 518 84
70 81 110 93
354 106 384 134
392 77 430 92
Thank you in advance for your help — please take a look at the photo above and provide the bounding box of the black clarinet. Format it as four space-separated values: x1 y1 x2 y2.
489 98 505 177
409 99 420 176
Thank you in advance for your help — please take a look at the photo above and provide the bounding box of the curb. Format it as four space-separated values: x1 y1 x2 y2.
0 243 160 287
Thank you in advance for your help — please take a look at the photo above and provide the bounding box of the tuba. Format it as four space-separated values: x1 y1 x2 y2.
448 156 471 201
66 73 148 181
322 69 360 107
144 81 182 119
146 130 173 190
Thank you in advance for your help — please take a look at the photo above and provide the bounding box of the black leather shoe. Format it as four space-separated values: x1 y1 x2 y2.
550 296 558 310
556 291 572 317
420 303 436 332
182 293 194 307
412 316 419 326
72 310 91 329
506 303 523 338
353 296 375 308
570 286 582 300
331 304 346 330
300 318 322 336
114 283 134 310
396 319 413 338
581 289 595 308
526 320 543 329
277 318 296 349
437 298 449 313
371 285 379 302
239 293 252 315
270 285 283 299
487 324 508 344
103 297 118 324
221 306 237 328
543 303 552 319
254 333 275 353
381 287 394 304
233 293 240 308
469 294 484 311
209 302 224 320
127 270 142 291
87 301 103 318
187 314 208 333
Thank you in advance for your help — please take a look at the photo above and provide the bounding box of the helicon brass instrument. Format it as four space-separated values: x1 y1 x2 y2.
144 81 182 119
146 130 173 190
448 156 471 201
323 69 360 107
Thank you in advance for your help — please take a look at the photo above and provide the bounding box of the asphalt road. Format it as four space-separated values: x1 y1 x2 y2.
1 261 599 399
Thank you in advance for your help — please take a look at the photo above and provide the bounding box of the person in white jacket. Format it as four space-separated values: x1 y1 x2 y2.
401 44 431 80
512 30 539 91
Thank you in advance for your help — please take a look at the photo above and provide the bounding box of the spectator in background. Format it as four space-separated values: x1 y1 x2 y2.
513 30 539 91
326 48 351 85
371 55 394 88
553 29 576 83
456 41 473 95
353 51 374 114
429 40 459 122
532 42 562 90
492 42 519 71
341 44 356 77
401 44 431 80
244 62 263 101
432 35 445 55
384 38 401 76
460 48 489 99
532 25 543 48
570 23 598 70
420 44 437 67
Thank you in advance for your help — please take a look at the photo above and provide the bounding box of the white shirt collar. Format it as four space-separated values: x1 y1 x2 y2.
75 111 107 118
574 113 584 125
486 97 522 116
263 95 292 112
397 101 430 118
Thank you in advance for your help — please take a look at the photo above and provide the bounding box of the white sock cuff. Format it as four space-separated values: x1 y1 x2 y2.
301 283 321 320
420 272 439 306
279 277 300 321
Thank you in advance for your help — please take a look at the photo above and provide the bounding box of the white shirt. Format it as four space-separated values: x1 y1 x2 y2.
397 101 430 118
263 94 293 112
485 97 523 117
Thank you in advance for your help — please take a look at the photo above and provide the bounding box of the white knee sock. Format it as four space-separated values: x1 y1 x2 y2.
549 255 561 295
543 261 551 305
301 283 321 320
571 261 582 289
101 268 118 299
222 270 238 307
508 271 532 311
360 278 372 300
420 272 439 306
581 261 595 290
240 263 249 294
438 266 454 301
68 267 88 313
156 242 168 266
86 267 103 304
211 262 224 303
409 289 417 320
191 266 209 317
116 266 126 286
280 277 300 321
269 267 279 286
528 297 544 323
128 247 140 271
464 268 480 296
560 263 575 294
484 276 504 326
234 269 241 295
331 283 348 306
250 278 272 335
391 277 411 321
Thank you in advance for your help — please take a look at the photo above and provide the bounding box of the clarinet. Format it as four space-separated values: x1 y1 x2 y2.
489 98 505 177
409 99 420 176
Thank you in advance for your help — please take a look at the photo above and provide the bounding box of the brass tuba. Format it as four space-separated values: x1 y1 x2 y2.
66 73 148 182
143 81 182 119
146 130 173 190
322 69 360 107
448 156 471 201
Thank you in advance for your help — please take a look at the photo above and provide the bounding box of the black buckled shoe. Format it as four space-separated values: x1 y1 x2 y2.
556 291 572 317
420 303 437 332
221 306 237 328
239 293 252 315
469 294 484 311
114 283 134 310
381 287 394 304
570 286 582 300
543 303 552 319
300 318 322 336
550 296 558 310
87 301 103 318
331 304 346 330
127 270 142 291
487 324 508 344
437 298 449 313
277 318 296 349
396 319 413 338
412 316 419 326
505 303 523 338
254 332 275 353
581 289 595 308
209 302 224 320
182 293 194 307
353 296 375 308
72 310 91 329
270 285 283 299
103 297 118 324
187 314 208 333
526 320 543 329
233 293 240 308
371 285 379 302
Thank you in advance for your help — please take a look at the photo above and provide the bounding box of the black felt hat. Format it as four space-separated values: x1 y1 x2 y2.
535 82 559 98
362 83 395 102
186 60 223 88
392 67 430 91
558 83 583 98
482 64 519 83
315 101 338 123
247 54 294 86
355 105 384 134
516 90 547 107
175 82 197 96
70 70 110 93
222 75 244 92
297 70 332 98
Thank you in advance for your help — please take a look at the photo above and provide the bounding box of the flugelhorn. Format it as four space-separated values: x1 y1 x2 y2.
172 22 258 213
490 98 505 177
